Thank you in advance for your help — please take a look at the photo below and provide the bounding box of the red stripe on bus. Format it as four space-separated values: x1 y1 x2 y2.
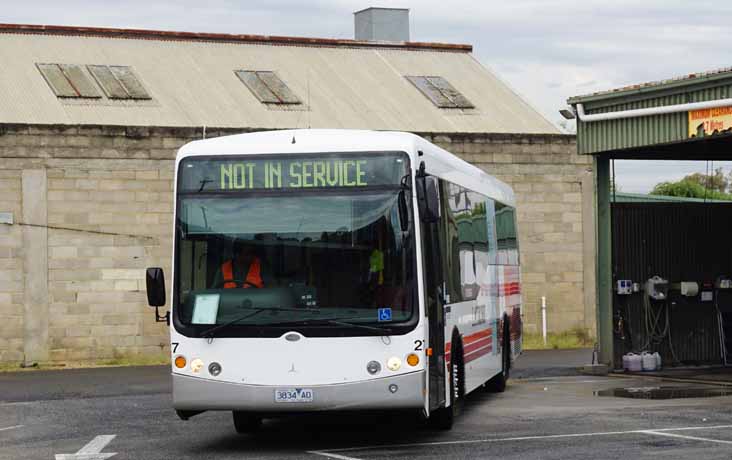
463 328 492 344
502 282 521 296
445 326 494 366
463 337 492 355
464 345 492 363
445 328 492 353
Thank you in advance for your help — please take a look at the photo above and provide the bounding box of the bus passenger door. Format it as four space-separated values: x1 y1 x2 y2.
422 218 446 412
416 169 449 412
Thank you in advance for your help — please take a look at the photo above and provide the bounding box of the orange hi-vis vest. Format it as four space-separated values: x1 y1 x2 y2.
221 258 263 289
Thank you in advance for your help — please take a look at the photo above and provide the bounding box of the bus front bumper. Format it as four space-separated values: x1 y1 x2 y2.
173 370 425 412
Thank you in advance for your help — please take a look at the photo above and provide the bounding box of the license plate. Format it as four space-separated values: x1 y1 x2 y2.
274 388 314 403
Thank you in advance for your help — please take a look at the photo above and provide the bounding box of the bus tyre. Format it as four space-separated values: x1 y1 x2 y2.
486 317 511 393
430 336 464 430
232 411 262 434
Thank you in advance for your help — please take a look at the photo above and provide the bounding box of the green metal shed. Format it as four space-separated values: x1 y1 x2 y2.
568 68 732 367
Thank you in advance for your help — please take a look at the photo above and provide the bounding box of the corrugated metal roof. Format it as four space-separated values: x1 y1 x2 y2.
570 67 732 154
0 25 558 134
569 67 732 104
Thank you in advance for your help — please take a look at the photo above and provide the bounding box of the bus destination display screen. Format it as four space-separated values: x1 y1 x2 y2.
178 152 408 192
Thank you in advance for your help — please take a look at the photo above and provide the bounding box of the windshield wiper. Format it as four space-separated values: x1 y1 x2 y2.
199 306 322 338
267 317 392 334
200 308 267 338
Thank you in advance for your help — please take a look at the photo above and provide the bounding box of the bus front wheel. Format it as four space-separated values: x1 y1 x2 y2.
232 411 262 434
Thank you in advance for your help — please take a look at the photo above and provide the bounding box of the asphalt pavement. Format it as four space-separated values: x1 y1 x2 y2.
2 351 732 459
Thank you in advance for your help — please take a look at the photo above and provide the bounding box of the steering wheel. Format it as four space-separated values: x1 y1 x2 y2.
213 278 259 289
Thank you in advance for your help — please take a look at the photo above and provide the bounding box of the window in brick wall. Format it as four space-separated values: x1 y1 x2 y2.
235 70 300 105
87 65 152 100
405 76 474 109
36 63 102 99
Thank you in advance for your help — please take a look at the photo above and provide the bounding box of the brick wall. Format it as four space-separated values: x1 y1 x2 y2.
0 125 592 364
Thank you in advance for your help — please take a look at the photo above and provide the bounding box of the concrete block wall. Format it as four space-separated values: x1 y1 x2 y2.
0 169 24 362
0 125 592 365
0 125 240 365
422 133 595 336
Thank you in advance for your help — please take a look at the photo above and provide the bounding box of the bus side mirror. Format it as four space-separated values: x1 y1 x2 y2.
416 175 439 223
146 267 166 307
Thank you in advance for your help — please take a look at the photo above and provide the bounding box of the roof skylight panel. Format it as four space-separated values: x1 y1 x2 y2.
405 76 474 109
87 65 151 100
235 70 300 105
37 63 101 99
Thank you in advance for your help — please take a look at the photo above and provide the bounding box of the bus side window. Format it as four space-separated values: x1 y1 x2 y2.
495 202 518 266
439 181 462 304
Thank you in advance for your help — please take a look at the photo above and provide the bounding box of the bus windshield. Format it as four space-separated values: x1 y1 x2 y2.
173 153 416 337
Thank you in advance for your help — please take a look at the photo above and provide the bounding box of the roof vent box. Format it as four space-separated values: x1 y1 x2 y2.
354 7 409 42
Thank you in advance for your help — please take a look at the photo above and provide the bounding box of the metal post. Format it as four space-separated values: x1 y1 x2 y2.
541 296 547 346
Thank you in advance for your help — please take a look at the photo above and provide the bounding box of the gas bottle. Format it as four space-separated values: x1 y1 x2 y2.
622 353 630 371
642 352 657 371
653 352 662 370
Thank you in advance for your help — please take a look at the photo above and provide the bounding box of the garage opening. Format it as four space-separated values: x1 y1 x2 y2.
611 200 732 366
567 67 732 373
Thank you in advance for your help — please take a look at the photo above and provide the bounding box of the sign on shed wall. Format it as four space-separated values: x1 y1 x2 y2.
688 106 732 137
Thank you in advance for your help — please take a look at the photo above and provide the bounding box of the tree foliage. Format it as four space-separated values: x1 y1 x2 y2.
683 167 729 194
651 177 732 201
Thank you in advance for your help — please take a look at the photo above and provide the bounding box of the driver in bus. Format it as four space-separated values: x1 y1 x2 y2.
213 240 270 289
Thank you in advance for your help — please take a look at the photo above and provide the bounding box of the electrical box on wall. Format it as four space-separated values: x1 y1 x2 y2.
681 281 699 297
716 277 732 290
645 276 669 300
701 281 714 302
616 280 633 295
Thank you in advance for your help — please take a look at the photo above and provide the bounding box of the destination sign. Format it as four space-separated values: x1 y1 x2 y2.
179 153 408 192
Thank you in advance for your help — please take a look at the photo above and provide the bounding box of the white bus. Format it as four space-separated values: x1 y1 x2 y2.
146 129 522 431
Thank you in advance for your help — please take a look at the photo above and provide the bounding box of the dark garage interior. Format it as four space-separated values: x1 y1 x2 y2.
612 202 732 366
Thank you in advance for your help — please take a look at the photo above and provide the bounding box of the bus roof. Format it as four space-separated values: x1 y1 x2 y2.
178 129 515 206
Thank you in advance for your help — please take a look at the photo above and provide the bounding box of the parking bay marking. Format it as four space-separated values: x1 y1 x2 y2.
308 424 732 459
55 435 116 460
0 424 23 432
641 430 732 445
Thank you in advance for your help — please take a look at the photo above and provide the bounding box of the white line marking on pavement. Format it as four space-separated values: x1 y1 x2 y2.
0 424 23 432
55 435 117 460
312 424 732 455
308 451 364 460
642 430 732 445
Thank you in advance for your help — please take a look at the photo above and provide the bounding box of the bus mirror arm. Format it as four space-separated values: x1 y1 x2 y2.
146 267 170 325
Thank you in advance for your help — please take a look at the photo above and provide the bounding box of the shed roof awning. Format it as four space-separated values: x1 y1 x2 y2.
568 67 732 155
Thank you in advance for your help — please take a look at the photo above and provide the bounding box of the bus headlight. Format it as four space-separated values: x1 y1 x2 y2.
367 360 381 375
208 362 222 376
387 356 401 371
406 353 420 367
190 358 204 373
174 355 187 369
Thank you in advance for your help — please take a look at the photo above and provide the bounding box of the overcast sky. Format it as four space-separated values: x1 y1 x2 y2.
6 0 732 192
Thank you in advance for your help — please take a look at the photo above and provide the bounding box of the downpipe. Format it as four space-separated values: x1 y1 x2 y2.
575 98 732 123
